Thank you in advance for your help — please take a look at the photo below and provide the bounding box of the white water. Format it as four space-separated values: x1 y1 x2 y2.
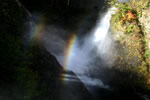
69 7 117 70
18 0 116 86
64 7 117 89
41 7 117 88
93 7 117 54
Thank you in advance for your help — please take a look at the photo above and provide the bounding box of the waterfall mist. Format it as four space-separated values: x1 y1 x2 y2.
37 7 117 90
26 7 117 90
64 7 117 89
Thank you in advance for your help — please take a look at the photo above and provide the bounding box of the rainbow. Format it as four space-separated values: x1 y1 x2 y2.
60 33 77 82
64 33 77 70
30 16 45 42
30 18 77 82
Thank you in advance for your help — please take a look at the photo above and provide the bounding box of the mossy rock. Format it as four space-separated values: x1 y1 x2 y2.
130 0 150 11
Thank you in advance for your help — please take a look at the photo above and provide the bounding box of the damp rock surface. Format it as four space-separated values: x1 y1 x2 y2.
110 0 150 93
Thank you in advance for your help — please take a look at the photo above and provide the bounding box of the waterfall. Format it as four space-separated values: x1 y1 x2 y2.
92 7 117 55
93 10 112 43
77 7 117 89
63 7 118 90
39 5 117 89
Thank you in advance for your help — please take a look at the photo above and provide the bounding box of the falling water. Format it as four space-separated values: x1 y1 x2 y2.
93 11 112 43
79 7 117 89
63 7 118 89
38 5 118 91
93 7 117 54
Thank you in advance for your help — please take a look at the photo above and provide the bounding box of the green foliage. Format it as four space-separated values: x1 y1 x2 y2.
126 24 134 33
109 0 150 86
110 3 134 28
107 0 118 6
116 3 132 12
144 50 150 58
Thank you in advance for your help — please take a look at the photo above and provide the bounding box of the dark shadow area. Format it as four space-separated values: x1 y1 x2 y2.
0 0 93 99
19 0 107 12
85 60 150 100
30 42 93 100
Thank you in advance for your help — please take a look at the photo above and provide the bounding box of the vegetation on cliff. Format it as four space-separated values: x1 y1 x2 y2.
108 0 150 89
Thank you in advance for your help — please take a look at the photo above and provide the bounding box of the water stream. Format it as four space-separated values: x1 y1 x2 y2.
62 7 117 89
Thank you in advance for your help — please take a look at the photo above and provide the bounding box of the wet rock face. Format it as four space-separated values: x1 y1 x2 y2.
139 8 150 39
139 8 150 65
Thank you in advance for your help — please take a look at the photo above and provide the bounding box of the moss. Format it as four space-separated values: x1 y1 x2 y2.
130 0 150 12
109 0 150 87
